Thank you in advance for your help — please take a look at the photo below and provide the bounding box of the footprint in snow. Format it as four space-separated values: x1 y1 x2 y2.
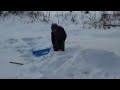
6 38 18 44
21 37 42 46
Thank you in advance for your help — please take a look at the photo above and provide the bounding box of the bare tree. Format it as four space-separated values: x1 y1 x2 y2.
85 11 89 14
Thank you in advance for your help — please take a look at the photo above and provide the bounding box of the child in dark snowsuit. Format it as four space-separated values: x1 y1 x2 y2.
51 23 67 51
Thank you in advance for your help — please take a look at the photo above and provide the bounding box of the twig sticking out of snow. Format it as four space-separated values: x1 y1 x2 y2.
9 62 24 65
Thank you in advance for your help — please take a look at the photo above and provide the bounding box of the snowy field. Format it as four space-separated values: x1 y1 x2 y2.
0 11 120 79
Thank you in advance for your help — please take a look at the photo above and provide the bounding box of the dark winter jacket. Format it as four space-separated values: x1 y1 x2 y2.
51 25 67 45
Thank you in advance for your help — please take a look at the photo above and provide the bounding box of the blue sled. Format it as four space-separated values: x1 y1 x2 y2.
32 48 51 57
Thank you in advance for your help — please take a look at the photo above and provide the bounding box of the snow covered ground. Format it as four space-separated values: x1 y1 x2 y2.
0 12 120 79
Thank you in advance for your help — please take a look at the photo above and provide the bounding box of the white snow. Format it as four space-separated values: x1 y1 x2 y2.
0 11 120 79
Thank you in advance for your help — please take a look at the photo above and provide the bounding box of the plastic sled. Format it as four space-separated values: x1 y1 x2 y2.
32 47 51 57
